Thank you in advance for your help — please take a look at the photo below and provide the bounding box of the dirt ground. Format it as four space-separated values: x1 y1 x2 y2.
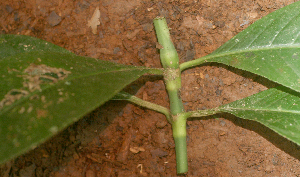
1 0 300 176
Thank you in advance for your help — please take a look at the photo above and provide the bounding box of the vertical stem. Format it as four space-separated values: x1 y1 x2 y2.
172 114 188 173
154 17 188 174
164 68 184 115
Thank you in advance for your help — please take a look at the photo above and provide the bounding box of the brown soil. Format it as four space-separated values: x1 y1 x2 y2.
1 0 300 176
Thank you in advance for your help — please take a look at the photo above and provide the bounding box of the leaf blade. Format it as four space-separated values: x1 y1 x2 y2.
181 2 300 93
0 34 73 59
219 87 300 145
0 49 155 164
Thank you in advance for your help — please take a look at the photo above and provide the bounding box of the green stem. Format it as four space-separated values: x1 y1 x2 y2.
153 17 179 69
154 17 188 174
172 113 189 173
112 91 171 121
179 57 208 72
164 68 184 115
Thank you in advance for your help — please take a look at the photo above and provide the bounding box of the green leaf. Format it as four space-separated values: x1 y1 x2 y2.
219 87 300 145
181 2 300 93
0 34 74 59
0 35 158 164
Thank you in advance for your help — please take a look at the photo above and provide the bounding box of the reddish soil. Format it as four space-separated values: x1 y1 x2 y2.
1 0 300 176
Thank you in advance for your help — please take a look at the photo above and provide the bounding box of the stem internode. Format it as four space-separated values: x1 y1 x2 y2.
154 17 188 174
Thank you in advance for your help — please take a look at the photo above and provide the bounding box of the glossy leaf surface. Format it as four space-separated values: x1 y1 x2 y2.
0 34 74 58
181 2 300 93
219 87 300 145
0 35 154 164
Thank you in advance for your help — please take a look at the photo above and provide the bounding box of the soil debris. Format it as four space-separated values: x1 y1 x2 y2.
129 146 145 154
87 6 100 34
48 11 62 27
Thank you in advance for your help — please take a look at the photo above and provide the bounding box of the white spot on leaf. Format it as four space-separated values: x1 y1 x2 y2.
49 126 58 134
18 107 25 114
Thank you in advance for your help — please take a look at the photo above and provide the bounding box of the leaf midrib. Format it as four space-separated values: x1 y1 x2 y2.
207 44 300 61
0 67 151 116
180 43 300 71
222 106 300 114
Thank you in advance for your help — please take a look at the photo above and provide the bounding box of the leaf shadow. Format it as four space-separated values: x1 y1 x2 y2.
189 113 300 161
10 74 163 174
226 113 300 160
187 62 300 160
205 62 279 88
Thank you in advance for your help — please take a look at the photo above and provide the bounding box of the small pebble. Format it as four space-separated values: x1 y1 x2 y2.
14 12 19 21
142 23 153 32
219 120 226 126
150 148 168 158
48 11 62 26
177 41 185 51
113 47 121 54
5 5 13 13
85 169 96 177
215 89 222 96
19 164 36 177
156 120 167 128
186 50 195 61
